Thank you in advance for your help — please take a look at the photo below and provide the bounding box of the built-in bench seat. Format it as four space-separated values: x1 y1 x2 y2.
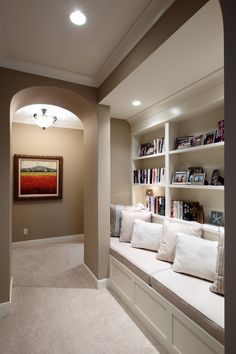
110 237 171 284
109 236 224 354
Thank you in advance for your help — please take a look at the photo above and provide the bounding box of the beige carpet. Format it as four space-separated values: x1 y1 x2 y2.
0 239 167 354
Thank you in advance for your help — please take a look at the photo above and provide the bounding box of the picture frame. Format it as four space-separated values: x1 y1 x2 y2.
187 167 203 183
211 169 220 186
190 135 204 147
210 210 223 226
191 173 206 185
14 154 63 201
175 136 193 150
172 171 188 184
204 131 216 145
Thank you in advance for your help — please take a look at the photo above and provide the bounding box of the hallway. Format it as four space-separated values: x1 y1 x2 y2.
0 239 166 354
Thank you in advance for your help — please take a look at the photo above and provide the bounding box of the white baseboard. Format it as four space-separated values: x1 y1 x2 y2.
0 276 13 319
82 263 109 290
12 234 84 247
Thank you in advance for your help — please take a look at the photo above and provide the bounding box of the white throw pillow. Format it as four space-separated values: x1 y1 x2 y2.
156 219 202 263
131 219 163 251
119 210 152 242
173 232 218 281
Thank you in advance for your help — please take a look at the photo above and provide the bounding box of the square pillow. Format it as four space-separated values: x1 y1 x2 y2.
156 219 202 263
119 210 151 242
173 232 218 281
131 219 163 251
210 229 224 295
110 204 140 237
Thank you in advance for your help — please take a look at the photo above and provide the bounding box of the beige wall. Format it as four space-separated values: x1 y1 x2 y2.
12 123 84 242
111 118 132 205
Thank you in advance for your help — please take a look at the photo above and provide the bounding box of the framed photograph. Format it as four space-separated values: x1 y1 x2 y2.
175 136 193 150
172 171 188 184
211 169 220 186
14 154 63 201
190 135 203 147
204 131 216 145
187 167 203 183
191 173 206 185
210 210 223 226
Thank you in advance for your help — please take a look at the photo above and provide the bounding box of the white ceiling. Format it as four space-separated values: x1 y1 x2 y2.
0 0 174 87
101 0 224 119
13 104 83 129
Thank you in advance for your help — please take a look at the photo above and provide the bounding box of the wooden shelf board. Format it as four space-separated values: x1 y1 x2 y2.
169 184 224 190
133 152 165 161
133 183 166 187
169 142 224 155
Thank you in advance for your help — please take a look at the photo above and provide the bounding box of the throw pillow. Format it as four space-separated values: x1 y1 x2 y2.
210 229 225 295
156 219 202 263
110 204 140 237
131 219 163 251
119 210 151 242
173 232 218 281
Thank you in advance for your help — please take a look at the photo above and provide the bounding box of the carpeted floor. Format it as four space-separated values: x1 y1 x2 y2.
0 239 167 354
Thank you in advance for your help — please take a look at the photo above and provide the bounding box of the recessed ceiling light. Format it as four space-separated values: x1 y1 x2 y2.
70 10 87 26
132 100 141 106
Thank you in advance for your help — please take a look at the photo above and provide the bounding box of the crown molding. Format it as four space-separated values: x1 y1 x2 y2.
95 0 175 86
0 56 97 87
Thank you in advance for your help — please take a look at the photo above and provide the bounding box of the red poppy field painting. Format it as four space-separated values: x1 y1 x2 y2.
14 155 63 200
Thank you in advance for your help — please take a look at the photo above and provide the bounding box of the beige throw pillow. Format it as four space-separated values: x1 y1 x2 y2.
119 210 151 242
131 219 163 251
110 204 140 237
156 219 202 263
210 229 225 295
173 232 218 281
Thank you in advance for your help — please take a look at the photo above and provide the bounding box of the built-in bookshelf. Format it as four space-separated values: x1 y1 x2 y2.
132 97 224 226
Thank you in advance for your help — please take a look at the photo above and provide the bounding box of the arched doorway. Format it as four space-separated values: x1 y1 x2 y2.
0 76 110 307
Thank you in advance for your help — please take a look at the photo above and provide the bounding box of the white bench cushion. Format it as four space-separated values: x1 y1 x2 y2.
151 269 224 344
110 237 171 284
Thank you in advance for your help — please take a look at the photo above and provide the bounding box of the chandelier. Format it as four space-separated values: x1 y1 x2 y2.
33 108 57 129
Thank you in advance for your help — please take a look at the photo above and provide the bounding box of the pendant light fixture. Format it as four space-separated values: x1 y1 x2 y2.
33 108 57 130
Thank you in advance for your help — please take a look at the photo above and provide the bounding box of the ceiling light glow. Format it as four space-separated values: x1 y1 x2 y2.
171 108 181 115
132 100 141 106
70 10 87 26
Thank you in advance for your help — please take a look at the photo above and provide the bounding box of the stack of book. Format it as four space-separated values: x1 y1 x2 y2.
133 168 165 184
147 196 165 216
138 137 165 156
215 120 224 142
170 200 201 221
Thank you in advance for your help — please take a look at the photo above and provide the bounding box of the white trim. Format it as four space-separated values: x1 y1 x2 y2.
82 263 108 290
0 276 13 319
12 234 84 248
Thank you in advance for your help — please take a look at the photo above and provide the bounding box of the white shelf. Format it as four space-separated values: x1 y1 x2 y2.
133 183 166 187
170 184 224 190
133 152 165 161
169 141 224 155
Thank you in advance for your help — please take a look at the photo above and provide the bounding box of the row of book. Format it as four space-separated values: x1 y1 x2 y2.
133 168 165 184
170 200 203 222
147 196 165 216
138 137 165 157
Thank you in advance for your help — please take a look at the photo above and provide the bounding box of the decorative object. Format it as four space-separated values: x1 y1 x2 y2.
210 211 223 226
192 173 206 185
14 155 63 200
204 131 216 145
175 136 193 150
211 169 220 185
190 135 204 147
33 108 57 129
172 171 188 184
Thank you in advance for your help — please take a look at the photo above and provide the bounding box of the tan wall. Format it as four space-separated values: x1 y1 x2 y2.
12 123 84 242
111 118 132 205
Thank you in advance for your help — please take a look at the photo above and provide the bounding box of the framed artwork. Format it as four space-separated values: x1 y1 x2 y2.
14 155 63 200
211 169 220 185
204 131 216 145
210 210 223 226
172 171 188 184
191 173 206 185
